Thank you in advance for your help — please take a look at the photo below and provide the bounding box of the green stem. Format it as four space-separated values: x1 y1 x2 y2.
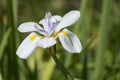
49 46 74 80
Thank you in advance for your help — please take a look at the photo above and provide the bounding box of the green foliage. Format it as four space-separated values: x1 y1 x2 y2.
0 28 11 60
93 0 112 80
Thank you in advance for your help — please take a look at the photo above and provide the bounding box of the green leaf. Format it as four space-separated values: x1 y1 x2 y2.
0 28 11 60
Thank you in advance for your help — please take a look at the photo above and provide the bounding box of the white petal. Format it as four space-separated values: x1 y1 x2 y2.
58 29 82 53
16 32 40 59
50 15 62 23
55 10 80 32
39 15 62 24
45 12 52 19
37 37 56 48
18 22 43 32
39 19 46 28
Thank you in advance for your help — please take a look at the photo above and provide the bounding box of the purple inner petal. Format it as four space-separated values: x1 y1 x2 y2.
45 13 54 34
48 19 54 32
34 24 48 34
39 29 48 33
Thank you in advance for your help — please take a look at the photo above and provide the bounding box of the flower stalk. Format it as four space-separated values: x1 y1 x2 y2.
49 45 74 80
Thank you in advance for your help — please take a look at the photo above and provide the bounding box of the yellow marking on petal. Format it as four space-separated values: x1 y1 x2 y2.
30 34 38 41
62 31 68 37
53 31 68 39
53 31 60 39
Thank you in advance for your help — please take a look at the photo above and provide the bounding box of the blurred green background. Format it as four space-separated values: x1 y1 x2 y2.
0 0 120 80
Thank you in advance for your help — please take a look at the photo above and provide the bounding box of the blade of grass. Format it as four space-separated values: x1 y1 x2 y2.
0 73 2 80
41 57 56 80
74 0 88 46
93 0 112 80
0 28 11 60
6 0 19 79
74 0 88 80
65 53 73 67
12 0 19 46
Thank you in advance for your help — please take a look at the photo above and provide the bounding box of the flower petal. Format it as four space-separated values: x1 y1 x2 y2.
58 29 82 53
39 19 47 30
18 22 43 32
51 15 62 23
39 15 62 36
37 37 56 48
16 32 41 59
55 10 80 32
39 15 62 25
39 15 62 30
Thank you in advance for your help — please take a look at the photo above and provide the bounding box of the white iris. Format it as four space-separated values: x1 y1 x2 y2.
16 10 82 59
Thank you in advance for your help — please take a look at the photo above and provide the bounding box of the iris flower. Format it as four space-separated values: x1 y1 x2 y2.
16 10 82 59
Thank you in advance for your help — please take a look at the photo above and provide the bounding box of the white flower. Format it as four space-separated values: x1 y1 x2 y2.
16 10 82 59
